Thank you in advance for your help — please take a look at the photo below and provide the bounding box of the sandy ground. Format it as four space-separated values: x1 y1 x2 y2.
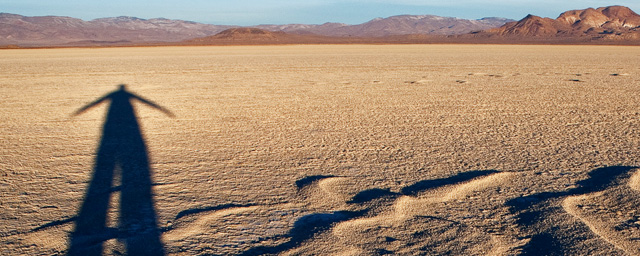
1 45 640 255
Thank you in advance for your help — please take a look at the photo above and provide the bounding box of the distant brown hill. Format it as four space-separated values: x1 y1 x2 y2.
184 28 311 44
257 16 513 37
479 6 640 40
183 28 384 45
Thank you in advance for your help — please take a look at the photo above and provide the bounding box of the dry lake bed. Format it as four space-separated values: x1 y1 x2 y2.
2 44 640 255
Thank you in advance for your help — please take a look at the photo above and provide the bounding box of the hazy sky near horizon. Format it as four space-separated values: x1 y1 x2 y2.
2 0 639 25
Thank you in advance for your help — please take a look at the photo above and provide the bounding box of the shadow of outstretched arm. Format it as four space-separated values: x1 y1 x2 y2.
72 94 111 116
130 93 175 118
71 85 175 118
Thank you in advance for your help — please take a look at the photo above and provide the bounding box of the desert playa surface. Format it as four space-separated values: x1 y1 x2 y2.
2 44 640 255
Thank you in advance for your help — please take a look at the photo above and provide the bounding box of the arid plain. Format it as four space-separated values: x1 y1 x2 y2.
2 45 640 255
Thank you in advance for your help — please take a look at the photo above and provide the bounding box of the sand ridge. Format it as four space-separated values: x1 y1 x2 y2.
562 168 640 255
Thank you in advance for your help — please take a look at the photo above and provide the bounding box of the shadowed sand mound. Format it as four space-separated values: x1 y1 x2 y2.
151 171 517 255
154 167 640 255
561 168 640 255
508 166 640 255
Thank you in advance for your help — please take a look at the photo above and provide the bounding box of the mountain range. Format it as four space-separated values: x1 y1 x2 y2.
0 13 233 46
0 13 511 46
255 16 511 37
2 6 640 47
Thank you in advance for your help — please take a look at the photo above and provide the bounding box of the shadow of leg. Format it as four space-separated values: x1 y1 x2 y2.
68 144 118 256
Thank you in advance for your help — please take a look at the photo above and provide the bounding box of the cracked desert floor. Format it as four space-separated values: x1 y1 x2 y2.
2 44 640 255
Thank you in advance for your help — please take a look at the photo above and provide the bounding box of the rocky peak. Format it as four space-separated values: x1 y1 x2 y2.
485 5 640 38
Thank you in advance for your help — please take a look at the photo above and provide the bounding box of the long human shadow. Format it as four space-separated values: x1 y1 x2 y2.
507 166 638 255
68 85 173 256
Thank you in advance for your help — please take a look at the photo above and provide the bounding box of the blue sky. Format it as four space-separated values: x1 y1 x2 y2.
1 0 639 25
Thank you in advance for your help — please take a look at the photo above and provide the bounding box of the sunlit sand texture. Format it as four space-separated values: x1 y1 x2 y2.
2 45 640 255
